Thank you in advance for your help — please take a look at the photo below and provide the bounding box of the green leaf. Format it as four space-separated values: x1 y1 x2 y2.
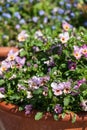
0 79 5 85
20 50 27 57
35 112 43 120
54 114 59 121
72 114 76 123
64 96 70 106
61 113 66 119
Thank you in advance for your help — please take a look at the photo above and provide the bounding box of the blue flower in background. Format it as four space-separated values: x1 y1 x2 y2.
70 12 75 18
29 0 33 3
59 1 64 6
39 10 45 16
83 21 87 27
0 6 2 12
14 12 21 19
58 8 65 15
32 17 38 23
19 19 26 24
2 13 11 19
66 3 72 9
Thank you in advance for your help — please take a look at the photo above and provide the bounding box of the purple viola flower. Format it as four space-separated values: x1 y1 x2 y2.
32 76 42 86
68 60 76 70
25 104 32 115
0 87 5 94
63 81 71 94
16 57 26 67
54 104 62 114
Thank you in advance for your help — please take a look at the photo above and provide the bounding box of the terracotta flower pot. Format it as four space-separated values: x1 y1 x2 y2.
0 47 18 57
0 101 87 130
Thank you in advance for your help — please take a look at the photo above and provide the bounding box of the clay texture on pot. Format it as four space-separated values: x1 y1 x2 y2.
0 47 18 57
0 102 87 130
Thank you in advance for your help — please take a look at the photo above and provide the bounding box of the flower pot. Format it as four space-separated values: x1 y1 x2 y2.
0 47 18 58
0 102 87 130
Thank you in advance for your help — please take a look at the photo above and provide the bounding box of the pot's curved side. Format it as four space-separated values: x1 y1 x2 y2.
0 47 18 57
0 101 87 130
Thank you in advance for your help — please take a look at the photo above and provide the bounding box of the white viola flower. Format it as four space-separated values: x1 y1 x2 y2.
0 61 10 72
73 46 82 60
81 100 87 111
59 32 69 43
26 91 33 99
0 92 5 99
7 50 19 61
17 30 29 42
34 30 43 39
51 82 63 96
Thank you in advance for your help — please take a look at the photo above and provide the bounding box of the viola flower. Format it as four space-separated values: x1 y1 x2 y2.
34 30 43 39
54 104 62 114
80 100 87 111
81 44 87 57
0 87 5 94
0 93 5 99
28 76 42 90
26 91 33 99
77 78 86 87
63 81 71 94
25 104 32 115
59 32 69 43
17 30 29 42
15 56 26 68
7 50 19 61
73 46 82 60
68 60 76 70
51 82 64 96
0 61 10 73
62 21 72 31
17 84 26 91
43 87 48 96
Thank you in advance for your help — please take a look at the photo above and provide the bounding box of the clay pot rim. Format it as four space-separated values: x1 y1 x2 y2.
0 101 87 122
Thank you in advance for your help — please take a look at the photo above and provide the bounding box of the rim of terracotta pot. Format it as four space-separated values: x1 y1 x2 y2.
0 101 87 122
0 47 18 57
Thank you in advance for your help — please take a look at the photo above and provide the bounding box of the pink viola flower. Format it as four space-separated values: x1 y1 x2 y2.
59 32 69 43
7 50 19 61
81 44 87 57
77 78 86 87
62 21 72 31
51 82 64 96
73 46 82 60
